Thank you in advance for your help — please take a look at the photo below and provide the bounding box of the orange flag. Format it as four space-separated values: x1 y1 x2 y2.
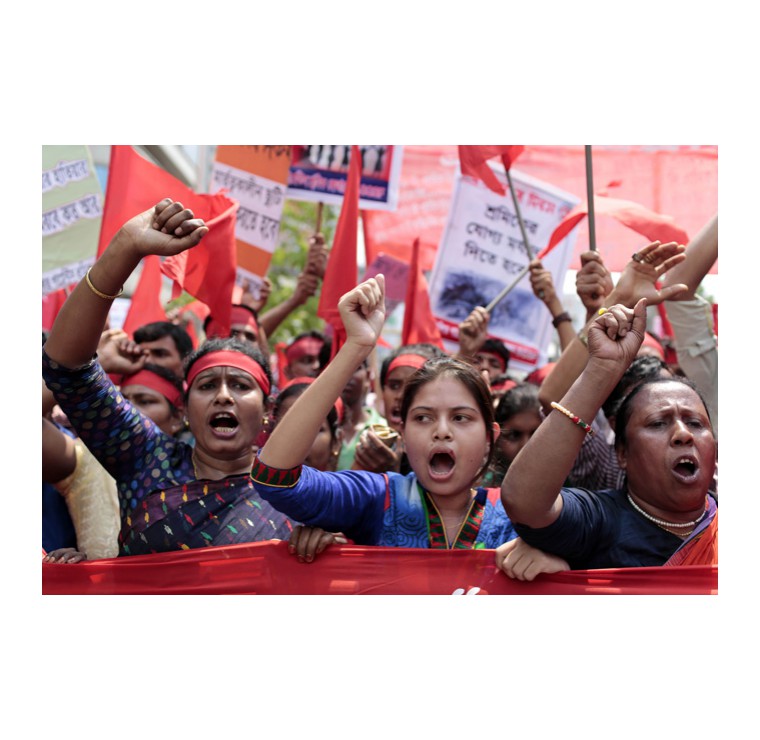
458 146 525 195
97 145 239 337
317 145 362 358
402 238 444 349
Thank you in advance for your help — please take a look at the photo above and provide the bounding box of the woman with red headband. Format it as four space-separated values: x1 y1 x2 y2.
42 200 297 556
120 363 186 437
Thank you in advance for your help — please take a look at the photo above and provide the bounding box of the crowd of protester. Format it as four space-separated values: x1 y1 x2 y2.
42 199 718 582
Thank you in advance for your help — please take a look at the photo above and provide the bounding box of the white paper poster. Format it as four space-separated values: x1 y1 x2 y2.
428 169 580 374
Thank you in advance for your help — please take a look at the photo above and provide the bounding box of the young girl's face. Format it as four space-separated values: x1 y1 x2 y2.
401 376 497 498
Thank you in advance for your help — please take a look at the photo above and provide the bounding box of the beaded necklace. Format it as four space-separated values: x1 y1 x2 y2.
626 492 708 530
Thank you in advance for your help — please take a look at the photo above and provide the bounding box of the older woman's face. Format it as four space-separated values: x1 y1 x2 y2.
618 382 716 513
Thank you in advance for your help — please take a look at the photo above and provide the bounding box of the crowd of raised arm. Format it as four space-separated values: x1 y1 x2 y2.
42 198 718 581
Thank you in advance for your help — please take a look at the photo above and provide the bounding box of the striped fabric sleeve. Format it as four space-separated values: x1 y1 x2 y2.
251 455 302 488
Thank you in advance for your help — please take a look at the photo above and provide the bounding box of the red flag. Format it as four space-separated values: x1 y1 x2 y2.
317 145 362 358
458 146 525 195
97 145 239 337
42 288 70 333
538 194 690 261
121 255 166 338
402 238 444 349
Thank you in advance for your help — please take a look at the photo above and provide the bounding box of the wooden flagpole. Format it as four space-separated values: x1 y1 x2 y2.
484 168 542 312
585 145 597 252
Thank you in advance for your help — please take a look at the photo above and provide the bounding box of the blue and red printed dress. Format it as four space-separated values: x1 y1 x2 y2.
42 350 296 556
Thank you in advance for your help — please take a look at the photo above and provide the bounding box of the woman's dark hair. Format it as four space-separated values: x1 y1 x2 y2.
495 382 540 426
379 343 446 388
602 355 670 420
272 382 340 440
183 337 272 400
400 356 496 480
614 376 713 451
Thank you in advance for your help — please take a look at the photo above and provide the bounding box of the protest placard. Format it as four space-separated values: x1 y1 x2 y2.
287 145 403 211
428 170 580 374
42 146 103 296
210 145 291 298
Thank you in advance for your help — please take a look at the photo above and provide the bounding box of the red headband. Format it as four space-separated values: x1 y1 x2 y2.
206 306 259 340
477 350 508 372
186 351 271 397
281 376 344 423
121 369 183 409
641 332 665 360
387 353 428 375
285 337 324 363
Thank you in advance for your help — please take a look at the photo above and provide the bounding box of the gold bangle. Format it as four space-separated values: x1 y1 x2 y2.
85 267 123 300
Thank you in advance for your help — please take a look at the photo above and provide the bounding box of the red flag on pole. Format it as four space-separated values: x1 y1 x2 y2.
317 145 362 358
97 145 239 337
538 194 690 261
458 146 525 195
402 238 444 348
121 255 166 338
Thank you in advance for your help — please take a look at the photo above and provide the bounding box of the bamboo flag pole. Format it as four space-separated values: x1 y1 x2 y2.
484 169 542 313
315 201 324 234
585 145 597 252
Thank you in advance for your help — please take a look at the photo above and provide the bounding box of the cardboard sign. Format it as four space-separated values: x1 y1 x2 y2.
428 169 579 373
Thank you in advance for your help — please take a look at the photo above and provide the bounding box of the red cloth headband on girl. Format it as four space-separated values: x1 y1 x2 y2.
186 351 271 397
387 353 429 375
285 337 323 363
121 369 183 409
282 376 344 423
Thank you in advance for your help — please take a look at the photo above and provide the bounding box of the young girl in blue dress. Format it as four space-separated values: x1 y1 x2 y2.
252 275 518 551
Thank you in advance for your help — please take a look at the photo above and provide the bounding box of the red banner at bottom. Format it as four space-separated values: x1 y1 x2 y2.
41 541 718 595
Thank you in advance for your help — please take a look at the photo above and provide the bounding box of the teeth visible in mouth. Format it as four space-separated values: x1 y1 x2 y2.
430 452 454 474
211 414 238 431
675 457 696 474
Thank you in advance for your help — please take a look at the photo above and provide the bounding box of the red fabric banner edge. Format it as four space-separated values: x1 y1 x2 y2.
41 542 718 596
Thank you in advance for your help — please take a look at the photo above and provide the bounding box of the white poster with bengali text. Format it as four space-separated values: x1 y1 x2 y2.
428 169 580 374
42 146 103 296
210 146 291 298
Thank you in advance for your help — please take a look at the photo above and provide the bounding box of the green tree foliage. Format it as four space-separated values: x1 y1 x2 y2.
264 199 338 346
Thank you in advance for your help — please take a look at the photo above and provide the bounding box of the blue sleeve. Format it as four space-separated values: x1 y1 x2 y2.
252 463 388 545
